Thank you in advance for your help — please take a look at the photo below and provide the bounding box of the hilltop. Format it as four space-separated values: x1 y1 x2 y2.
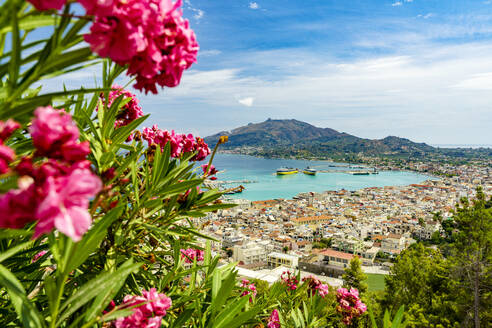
205 119 438 159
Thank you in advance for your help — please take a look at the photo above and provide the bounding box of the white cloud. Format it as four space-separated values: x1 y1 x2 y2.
194 9 204 20
392 2 403 7
451 72 492 90
199 49 222 57
405 0 413 2
249 2 259 9
238 97 255 107
184 0 204 21
417 13 434 19
147 42 492 143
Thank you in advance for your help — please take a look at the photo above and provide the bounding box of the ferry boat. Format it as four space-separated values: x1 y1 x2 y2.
303 167 317 175
276 167 298 175
352 171 370 175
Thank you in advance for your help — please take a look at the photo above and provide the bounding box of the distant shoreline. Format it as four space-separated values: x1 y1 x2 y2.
432 144 492 149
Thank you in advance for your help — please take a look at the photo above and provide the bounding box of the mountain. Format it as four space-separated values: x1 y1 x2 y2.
205 119 436 158
205 119 348 147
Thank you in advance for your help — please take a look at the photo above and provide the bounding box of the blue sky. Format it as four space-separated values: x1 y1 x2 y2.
54 1 492 144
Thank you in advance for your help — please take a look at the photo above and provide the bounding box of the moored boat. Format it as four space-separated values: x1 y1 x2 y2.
276 167 298 175
303 167 317 175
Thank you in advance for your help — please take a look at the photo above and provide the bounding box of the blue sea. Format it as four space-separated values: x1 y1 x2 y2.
210 154 435 201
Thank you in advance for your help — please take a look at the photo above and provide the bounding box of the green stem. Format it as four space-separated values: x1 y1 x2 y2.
204 139 221 177
50 273 68 328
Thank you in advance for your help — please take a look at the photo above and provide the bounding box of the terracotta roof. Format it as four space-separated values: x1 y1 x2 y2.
319 249 354 260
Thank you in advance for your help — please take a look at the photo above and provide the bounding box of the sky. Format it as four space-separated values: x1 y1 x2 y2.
49 0 492 144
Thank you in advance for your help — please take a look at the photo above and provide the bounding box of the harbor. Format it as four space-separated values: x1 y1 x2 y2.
208 154 434 201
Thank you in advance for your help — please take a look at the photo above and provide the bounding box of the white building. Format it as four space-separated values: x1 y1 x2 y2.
267 252 299 269
233 242 267 264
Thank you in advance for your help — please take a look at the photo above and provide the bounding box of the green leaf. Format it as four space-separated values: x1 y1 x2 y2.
110 115 149 145
212 296 250 328
41 47 94 75
0 264 45 328
0 15 56 34
0 240 35 263
369 310 379 328
170 308 194 328
102 95 130 139
57 260 140 325
61 18 89 46
391 305 406 328
0 229 32 239
8 2 20 93
44 274 57 315
210 269 237 314
64 206 124 274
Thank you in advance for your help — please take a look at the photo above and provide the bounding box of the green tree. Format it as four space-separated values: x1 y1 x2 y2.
430 230 442 244
342 256 368 294
382 243 459 327
448 188 492 328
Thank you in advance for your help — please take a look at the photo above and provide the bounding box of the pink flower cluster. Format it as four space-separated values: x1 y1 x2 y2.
142 125 210 161
27 0 197 94
302 276 330 298
30 106 90 162
114 288 172 328
239 279 257 302
267 309 281 328
0 119 19 174
336 287 367 325
280 271 298 291
101 85 143 129
180 248 204 263
82 0 198 94
201 164 217 180
0 107 102 242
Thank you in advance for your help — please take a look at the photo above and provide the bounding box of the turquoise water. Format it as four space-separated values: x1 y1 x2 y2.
211 154 435 201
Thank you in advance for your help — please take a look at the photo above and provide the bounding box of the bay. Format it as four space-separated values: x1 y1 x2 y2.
211 153 435 201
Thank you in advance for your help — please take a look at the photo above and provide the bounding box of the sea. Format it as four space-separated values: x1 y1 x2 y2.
211 154 435 201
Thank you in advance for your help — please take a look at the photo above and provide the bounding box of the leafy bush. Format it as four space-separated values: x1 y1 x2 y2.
0 0 380 327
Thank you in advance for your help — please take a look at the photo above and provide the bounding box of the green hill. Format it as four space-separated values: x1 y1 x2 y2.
205 119 437 158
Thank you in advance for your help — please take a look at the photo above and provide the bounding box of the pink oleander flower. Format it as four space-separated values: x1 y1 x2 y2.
30 106 89 162
0 107 100 242
34 165 102 242
240 279 257 302
84 0 198 94
0 179 37 229
78 0 116 16
201 164 217 176
267 309 281 328
0 119 20 142
114 288 172 328
317 283 330 297
100 85 144 128
180 248 204 263
280 271 298 291
141 125 210 161
0 143 15 174
31 250 48 263
192 137 210 161
302 275 330 298
336 287 366 325
27 0 66 11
